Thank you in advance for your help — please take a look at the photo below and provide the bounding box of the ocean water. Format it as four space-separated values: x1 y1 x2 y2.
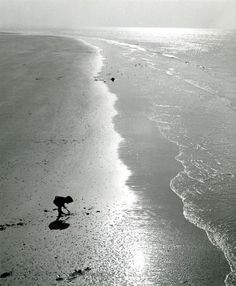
70 28 236 284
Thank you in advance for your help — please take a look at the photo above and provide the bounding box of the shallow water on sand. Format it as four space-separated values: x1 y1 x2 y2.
72 28 236 285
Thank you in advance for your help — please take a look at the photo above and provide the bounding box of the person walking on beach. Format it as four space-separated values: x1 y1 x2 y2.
53 196 74 219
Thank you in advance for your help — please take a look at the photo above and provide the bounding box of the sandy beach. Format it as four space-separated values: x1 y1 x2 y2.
0 34 133 285
0 34 230 285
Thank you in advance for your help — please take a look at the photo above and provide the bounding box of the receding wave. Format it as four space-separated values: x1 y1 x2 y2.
149 104 236 286
94 37 147 52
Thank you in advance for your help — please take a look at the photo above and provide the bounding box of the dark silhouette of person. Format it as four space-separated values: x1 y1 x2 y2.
53 196 73 219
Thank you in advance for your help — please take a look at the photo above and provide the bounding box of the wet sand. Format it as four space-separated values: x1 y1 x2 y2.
0 34 230 285
84 37 230 285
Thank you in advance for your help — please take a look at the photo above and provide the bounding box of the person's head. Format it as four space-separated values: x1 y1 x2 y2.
65 196 73 204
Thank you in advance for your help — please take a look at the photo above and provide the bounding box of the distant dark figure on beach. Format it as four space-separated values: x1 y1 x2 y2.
53 196 73 219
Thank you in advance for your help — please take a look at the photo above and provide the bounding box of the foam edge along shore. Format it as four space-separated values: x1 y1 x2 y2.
170 169 235 286
79 37 235 285
161 130 236 286
148 104 234 285
76 37 133 204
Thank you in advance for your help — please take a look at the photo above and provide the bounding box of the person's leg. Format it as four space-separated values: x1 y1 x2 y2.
57 206 63 219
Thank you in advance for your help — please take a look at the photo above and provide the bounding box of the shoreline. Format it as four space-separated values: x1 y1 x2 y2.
149 98 234 285
170 156 234 286
82 36 231 284
0 32 231 285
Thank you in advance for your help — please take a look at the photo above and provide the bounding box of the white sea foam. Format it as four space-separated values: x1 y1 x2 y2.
149 101 236 285
184 79 217 95
162 53 180 60
99 38 146 52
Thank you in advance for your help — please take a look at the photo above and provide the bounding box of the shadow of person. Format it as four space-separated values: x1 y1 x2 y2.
48 217 70 230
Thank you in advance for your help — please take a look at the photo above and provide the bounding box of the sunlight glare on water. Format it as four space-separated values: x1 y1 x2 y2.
132 249 146 270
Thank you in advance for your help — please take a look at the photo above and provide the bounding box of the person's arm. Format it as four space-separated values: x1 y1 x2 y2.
63 204 70 214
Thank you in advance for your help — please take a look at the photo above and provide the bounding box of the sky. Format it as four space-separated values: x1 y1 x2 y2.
0 0 236 29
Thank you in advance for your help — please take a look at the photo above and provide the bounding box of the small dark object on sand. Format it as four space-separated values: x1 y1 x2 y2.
44 209 49 212
0 271 12 278
53 196 73 219
110 77 116 82
0 225 6 231
67 266 92 281
56 277 64 281
0 222 25 230
86 212 90 215
17 222 24 226
68 269 84 281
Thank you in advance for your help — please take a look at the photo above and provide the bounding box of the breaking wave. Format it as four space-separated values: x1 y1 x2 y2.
149 103 236 286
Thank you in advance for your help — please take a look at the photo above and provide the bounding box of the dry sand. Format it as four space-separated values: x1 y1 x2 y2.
0 34 133 285
0 34 230 285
